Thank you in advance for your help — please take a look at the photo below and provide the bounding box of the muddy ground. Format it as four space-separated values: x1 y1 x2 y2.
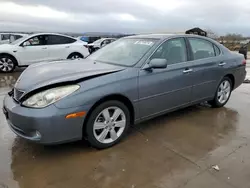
0 65 250 188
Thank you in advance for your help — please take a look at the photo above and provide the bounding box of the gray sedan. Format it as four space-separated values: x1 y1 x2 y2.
3 34 246 149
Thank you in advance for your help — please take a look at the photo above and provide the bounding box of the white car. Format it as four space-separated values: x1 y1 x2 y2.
86 38 116 53
0 33 28 45
0 33 89 72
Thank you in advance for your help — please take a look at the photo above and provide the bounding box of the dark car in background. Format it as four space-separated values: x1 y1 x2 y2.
3 34 246 149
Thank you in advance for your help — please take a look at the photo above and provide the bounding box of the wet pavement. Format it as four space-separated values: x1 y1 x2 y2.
0 67 250 188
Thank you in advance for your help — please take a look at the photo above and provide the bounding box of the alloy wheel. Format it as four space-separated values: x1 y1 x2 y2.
217 80 231 104
93 106 126 144
0 57 14 72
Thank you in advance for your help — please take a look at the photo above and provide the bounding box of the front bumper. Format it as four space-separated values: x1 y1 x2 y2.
3 95 90 144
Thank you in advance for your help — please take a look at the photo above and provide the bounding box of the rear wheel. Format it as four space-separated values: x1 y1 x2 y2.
85 100 130 149
67 53 83 60
0 55 16 73
208 77 232 108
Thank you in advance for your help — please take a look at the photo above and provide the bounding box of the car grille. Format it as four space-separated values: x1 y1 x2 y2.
13 88 25 102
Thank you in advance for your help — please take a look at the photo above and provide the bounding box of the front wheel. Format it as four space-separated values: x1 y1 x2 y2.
208 77 232 108
85 101 130 149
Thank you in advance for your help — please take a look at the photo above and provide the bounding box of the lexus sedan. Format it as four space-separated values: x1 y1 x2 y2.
3 34 246 149
0 33 89 73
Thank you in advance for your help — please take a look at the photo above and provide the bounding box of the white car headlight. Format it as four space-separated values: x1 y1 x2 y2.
22 85 80 108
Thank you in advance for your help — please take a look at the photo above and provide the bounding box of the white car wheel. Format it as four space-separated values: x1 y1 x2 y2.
0 56 16 73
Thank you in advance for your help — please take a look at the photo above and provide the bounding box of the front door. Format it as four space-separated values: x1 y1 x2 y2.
16 35 49 65
138 37 194 119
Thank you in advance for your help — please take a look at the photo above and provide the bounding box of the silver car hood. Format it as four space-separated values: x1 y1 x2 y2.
15 59 125 92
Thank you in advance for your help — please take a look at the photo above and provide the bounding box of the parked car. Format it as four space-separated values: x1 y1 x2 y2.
3 34 246 149
86 38 116 54
0 33 89 73
78 36 101 43
0 33 28 45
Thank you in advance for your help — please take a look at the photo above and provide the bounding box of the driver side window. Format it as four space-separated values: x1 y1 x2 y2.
150 38 187 65
23 35 47 46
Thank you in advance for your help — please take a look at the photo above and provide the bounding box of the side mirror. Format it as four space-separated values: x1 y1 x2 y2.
143 58 167 70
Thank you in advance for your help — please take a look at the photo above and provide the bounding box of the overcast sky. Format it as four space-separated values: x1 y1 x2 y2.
0 0 250 35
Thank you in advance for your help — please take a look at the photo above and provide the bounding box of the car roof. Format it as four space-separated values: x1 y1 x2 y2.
125 34 175 39
125 33 212 40
27 33 76 39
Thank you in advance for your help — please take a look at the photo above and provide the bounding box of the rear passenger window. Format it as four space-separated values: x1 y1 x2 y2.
188 38 215 60
47 35 76 45
214 45 221 56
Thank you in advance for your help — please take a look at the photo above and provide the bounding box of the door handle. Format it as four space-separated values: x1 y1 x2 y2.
42 47 47 50
219 62 226 66
65 46 70 48
183 69 193 74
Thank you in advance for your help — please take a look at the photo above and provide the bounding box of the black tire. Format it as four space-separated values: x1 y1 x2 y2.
85 100 130 149
0 55 16 73
67 53 83 60
208 77 232 108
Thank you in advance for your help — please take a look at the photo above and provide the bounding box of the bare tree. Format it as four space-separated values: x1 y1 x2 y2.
205 29 219 39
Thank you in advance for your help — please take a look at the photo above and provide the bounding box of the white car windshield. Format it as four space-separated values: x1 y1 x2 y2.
87 38 157 66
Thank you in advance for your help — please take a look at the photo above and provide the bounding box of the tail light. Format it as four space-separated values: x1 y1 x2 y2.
242 59 246 65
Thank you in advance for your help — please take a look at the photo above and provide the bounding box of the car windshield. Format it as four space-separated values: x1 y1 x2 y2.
10 35 29 45
87 38 157 66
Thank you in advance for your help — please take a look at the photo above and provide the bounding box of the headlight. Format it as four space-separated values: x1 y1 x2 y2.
22 85 80 108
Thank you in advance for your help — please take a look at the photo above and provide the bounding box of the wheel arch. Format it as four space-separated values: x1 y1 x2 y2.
0 53 18 65
224 74 235 89
82 94 135 136
67 52 84 59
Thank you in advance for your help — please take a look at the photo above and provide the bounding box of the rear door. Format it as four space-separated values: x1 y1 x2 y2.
47 35 77 61
138 37 194 119
186 37 225 102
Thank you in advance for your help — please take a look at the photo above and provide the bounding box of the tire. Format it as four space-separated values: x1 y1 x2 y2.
208 77 232 108
67 53 83 60
0 55 16 73
85 100 130 149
